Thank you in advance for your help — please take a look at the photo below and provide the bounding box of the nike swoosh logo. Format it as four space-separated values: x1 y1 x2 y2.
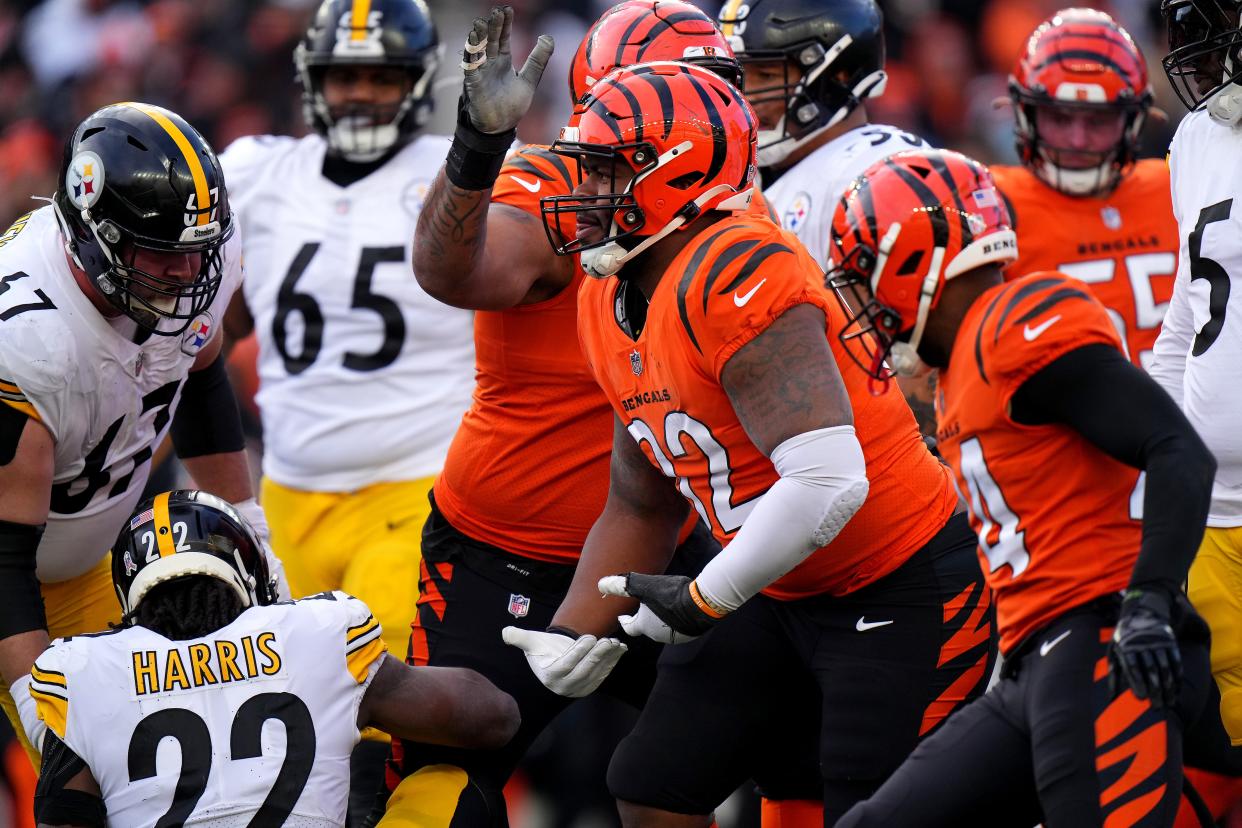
1040 629 1071 657
733 278 767 307
1023 314 1062 341
510 175 540 193
856 617 894 632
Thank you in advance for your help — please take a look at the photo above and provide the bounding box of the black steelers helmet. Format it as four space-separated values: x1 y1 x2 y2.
52 103 232 336
113 490 277 618
718 0 886 168
296 0 442 161
1161 0 1242 125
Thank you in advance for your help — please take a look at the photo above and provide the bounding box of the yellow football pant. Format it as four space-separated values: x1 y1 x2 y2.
378 765 509 827
261 475 432 665
1 555 119 767
1187 524 1242 746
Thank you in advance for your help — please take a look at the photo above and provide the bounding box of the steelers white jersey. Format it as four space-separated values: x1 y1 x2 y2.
0 207 242 582
220 134 475 492
30 590 387 828
763 124 931 267
1152 108 1242 526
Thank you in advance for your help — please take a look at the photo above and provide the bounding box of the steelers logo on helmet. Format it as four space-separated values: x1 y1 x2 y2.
66 150 105 211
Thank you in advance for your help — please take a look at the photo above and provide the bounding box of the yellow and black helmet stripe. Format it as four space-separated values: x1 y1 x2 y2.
719 0 746 37
120 102 212 227
350 0 373 40
151 491 178 558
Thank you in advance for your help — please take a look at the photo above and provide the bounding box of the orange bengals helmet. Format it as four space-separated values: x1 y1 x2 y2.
569 0 743 104
1009 8 1153 196
827 149 1017 380
543 61 757 279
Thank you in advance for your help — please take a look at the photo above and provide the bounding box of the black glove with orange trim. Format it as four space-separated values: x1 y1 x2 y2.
598 573 724 644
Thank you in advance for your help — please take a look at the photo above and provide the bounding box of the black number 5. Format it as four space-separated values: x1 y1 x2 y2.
129 692 316 827
1188 199 1233 356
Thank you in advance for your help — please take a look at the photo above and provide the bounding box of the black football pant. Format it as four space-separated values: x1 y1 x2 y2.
607 512 996 825
836 598 1213 828
382 492 721 826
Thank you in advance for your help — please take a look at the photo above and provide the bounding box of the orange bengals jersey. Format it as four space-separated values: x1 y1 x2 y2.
434 145 614 564
577 214 958 600
990 160 1177 370
936 271 1142 654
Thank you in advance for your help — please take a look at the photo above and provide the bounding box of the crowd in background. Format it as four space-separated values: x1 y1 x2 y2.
0 0 1187 231
0 1 1206 826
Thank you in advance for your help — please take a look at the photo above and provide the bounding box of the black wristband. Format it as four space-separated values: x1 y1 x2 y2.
445 95 516 191
545 625 582 639
0 519 46 638
171 352 246 459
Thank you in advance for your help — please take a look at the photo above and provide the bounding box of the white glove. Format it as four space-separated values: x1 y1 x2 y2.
501 626 626 698
598 576 704 645
11 674 46 754
232 497 291 602
461 6 554 134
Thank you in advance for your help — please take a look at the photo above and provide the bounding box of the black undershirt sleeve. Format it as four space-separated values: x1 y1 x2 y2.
0 519 46 638
1009 343 1216 593
36 731 106 827
170 352 246 459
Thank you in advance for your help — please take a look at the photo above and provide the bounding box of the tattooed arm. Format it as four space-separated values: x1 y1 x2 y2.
723 303 855 453
412 171 575 310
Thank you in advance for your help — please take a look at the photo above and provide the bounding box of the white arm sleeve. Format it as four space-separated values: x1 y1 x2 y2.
692 425 869 613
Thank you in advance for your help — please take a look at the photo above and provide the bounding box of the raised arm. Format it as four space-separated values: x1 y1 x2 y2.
412 6 571 310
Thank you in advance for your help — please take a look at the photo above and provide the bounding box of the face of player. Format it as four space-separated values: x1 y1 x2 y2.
126 247 203 311
741 59 795 131
571 156 638 247
321 65 412 124
1033 105 1127 169
1167 3 1238 96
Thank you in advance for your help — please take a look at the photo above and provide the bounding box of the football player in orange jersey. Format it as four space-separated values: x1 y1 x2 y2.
377 4 761 826
990 8 1177 371
539 62 994 826
828 149 1216 828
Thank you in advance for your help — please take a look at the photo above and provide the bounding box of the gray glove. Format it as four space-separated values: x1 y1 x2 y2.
461 5 554 135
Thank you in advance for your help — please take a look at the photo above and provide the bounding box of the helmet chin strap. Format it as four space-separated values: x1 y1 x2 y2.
1208 84 1242 126
757 69 887 169
581 180 738 278
891 245 945 378
581 137 744 279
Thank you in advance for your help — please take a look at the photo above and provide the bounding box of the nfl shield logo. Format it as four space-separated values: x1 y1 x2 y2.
1101 206 1122 230
630 349 643 376
508 594 530 618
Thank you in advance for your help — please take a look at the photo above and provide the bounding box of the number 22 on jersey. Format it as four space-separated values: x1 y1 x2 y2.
628 413 757 534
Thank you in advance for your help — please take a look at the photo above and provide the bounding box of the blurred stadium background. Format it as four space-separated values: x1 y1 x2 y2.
0 0 1189 232
0 0 1207 826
